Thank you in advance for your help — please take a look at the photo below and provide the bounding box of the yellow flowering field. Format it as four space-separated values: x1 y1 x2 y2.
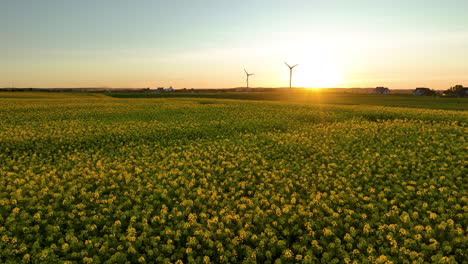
0 93 466 263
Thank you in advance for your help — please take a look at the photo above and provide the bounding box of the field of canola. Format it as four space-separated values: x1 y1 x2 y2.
0 92 466 263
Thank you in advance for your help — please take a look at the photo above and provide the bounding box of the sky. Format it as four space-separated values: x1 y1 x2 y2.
1 0 467 89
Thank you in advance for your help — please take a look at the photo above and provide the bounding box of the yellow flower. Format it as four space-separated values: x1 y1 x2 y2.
323 228 333 236
82 257 93 263
33 212 41 220
185 247 192 254
375 255 392 264
22 254 30 262
284 249 294 259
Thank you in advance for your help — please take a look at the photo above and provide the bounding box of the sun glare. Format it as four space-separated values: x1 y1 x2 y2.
295 66 340 88
283 41 344 88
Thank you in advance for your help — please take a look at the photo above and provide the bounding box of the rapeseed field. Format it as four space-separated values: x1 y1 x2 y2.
0 92 466 263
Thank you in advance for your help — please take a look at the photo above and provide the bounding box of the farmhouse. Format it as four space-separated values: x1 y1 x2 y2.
372 87 390 95
461 87 468 97
151 87 174 93
152 87 164 93
413 87 435 96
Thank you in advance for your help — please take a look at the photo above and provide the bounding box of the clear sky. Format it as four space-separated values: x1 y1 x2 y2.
1 0 467 89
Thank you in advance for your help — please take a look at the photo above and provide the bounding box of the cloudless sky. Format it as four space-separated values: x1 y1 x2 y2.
1 0 467 89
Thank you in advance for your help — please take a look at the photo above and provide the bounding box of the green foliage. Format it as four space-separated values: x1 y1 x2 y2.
0 93 466 263
443 85 466 97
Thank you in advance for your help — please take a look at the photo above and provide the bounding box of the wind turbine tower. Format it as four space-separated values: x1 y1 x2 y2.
285 62 298 88
244 69 254 88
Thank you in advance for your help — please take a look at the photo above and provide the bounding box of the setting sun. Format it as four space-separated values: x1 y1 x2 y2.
294 64 341 88
283 42 343 88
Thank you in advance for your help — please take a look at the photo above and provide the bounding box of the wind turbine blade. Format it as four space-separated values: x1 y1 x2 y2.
284 62 291 68
244 68 248 74
293 64 298 68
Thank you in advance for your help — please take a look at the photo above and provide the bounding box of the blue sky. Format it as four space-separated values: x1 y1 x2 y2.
1 0 467 89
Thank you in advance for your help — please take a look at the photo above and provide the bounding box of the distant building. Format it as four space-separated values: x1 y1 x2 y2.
414 87 429 96
152 87 165 93
166 86 174 92
413 87 435 96
373 87 390 95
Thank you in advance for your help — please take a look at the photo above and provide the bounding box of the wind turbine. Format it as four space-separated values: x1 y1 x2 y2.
244 69 254 88
285 62 298 88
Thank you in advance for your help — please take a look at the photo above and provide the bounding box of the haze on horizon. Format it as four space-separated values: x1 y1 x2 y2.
1 0 467 90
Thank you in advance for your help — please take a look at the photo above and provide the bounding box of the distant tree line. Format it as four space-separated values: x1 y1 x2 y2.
443 85 467 97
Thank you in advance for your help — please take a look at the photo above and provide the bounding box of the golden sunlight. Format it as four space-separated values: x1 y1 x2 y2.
284 40 344 88
294 65 340 88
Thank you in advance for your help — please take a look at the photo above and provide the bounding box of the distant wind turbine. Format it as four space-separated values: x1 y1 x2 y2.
244 69 254 88
285 62 298 88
